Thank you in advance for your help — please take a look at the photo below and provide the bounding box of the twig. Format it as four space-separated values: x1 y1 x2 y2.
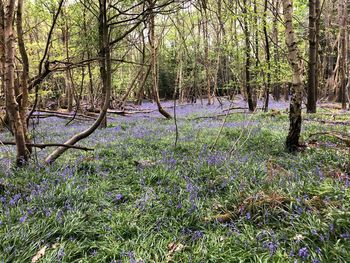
211 101 234 149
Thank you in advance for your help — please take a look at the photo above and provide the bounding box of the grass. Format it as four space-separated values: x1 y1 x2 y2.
0 102 350 262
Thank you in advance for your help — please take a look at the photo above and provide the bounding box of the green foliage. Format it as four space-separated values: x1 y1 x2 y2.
1 109 349 262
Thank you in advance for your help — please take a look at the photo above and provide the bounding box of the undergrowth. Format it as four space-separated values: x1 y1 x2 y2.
0 105 349 262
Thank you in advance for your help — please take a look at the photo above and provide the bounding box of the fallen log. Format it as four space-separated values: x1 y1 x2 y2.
35 110 96 120
30 114 91 121
0 141 93 151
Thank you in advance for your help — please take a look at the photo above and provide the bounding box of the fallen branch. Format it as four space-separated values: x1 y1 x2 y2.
304 118 350 126
309 132 350 147
30 114 92 122
222 107 249 112
191 111 250 120
0 141 93 151
35 109 96 120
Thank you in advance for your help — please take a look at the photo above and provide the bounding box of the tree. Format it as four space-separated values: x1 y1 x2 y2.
3 0 29 165
147 0 172 119
262 0 271 112
283 0 304 152
307 0 319 113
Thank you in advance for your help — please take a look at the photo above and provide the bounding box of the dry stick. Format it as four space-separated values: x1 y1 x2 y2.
66 66 86 126
173 96 179 148
222 106 249 112
31 114 38 164
0 141 93 151
192 111 249 120
229 109 258 156
211 101 234 149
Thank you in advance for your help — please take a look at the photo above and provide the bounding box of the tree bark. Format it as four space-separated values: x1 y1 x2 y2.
283 0 304 152
201 1 212 105
307 0 318 113
4 0 29 165
148 0 172 119
263 0 271 112
16 0 31 153
339 0 348 109
272 0 281 101
242 0 255 112
0 0 4 100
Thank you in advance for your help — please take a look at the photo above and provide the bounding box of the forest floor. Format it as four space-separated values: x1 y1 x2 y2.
0 97 350 262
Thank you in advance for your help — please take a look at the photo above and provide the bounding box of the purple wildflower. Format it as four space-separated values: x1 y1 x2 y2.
19 214 27 223
192 230 204 241
298 247 309 259
57 248 65 261
267 241 278 256
115 193 124 202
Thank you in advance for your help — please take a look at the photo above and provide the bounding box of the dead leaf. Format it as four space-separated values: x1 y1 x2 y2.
134 160 157 169
166 243 185 262
266 160 292 182
51 243 60 249
31 246 47 263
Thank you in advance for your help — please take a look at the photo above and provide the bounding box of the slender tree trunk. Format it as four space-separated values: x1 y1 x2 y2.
283 0 304 152
4 0 29 165
83 2 94 111
16 0 31 153
118 64 144 108
62 7 73 112
315 0 321 100
202 2 212 105
307 0 318 113
98 0 110 127
135 64 151 105
148 0 172 119
87 52 94 110
339 0 348 109
263 0 271 112
242 0 254 111
0 0 5 102
272 0 281 101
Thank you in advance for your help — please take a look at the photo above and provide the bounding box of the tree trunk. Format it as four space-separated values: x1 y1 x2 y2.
4 0 29 165
16 0 31 153
272 0 281 101
45 0 112 163
202 3 212 105
242 0 255 111
263 0 271 112
148 0 172 119
283 0 304 152
0 0 4 100
62 6 73 112
339 0 348 109
307 0 318 113
98 0 109 127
